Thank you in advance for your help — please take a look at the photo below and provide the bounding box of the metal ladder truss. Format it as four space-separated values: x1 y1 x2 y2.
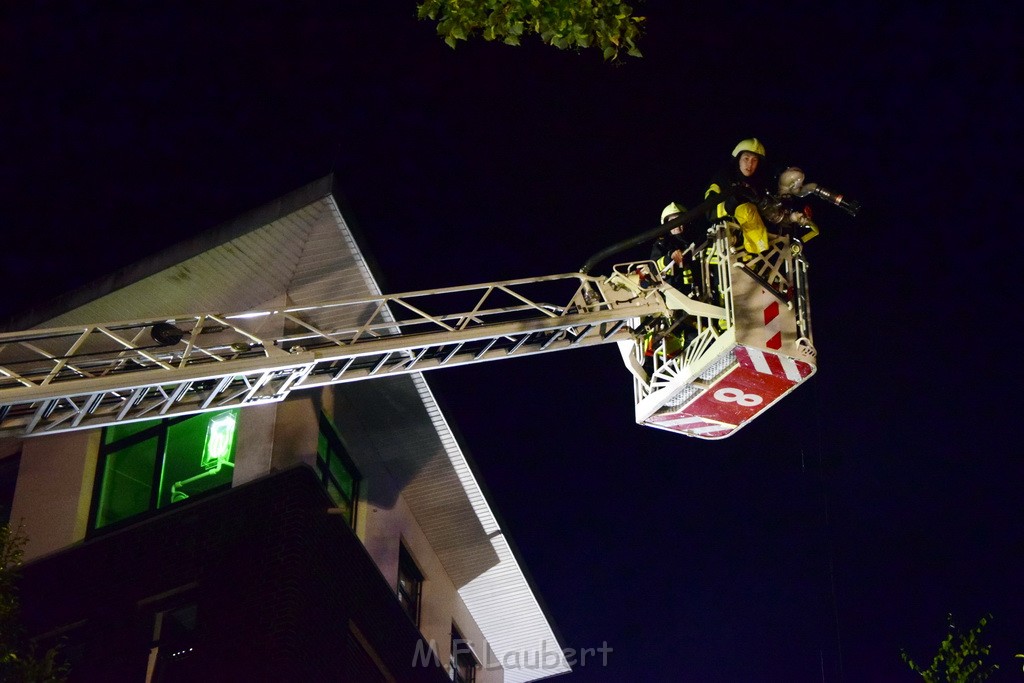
0 272 668 437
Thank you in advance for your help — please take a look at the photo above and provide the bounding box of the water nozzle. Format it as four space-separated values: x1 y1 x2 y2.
810 185 861 217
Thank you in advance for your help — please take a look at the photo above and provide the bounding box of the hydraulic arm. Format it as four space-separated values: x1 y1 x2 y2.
0 272 668 438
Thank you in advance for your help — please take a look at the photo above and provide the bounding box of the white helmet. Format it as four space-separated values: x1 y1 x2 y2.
778 167 806 195
660 202 686 224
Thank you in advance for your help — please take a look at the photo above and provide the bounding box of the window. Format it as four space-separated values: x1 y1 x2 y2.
141 590 200 683
316 412 360 526
148 603 199 680
397 543 423 627
91 410 238 531
450 625 478 683
0 452 20 526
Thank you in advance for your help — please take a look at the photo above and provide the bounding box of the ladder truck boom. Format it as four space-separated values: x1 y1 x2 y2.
0 272 666 438
0 210 821 441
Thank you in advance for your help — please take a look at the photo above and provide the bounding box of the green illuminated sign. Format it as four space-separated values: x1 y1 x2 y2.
169 411 238 503
201 412 237 471
96 410 240 529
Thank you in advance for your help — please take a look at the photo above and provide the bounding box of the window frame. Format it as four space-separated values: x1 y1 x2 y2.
316 411 361 527
450 624 478 683
88 411 238 536
138 583 201 682
397 542 424 627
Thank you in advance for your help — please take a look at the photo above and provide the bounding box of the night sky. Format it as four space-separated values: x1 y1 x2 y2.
3 3 1022 680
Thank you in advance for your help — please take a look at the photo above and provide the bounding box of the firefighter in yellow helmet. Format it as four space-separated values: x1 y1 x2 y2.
651 202 695 297
642 202 700 367
704 137 772 256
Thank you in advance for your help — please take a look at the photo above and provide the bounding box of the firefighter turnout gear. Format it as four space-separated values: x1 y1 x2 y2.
706 138 772 256
652 203 693 294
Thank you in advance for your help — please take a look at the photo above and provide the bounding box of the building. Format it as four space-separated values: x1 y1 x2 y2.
0 177 570 682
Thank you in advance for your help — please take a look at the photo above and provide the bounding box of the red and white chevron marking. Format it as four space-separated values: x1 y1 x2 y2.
735 345 813 382
763 300 782 349
647 413 735 438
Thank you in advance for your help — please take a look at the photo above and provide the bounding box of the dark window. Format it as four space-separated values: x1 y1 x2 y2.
450 625 478 683
142 597 200 682
397 543 423 627
91 410 238 532
0 452 21 526
317 412 360 526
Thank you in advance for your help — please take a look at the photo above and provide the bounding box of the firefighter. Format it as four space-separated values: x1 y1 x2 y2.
651 202 695 297
642 203 700 371
704 137 772 256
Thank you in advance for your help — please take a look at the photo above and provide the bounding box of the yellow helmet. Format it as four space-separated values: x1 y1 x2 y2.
732 137 766 158
661 202 687 224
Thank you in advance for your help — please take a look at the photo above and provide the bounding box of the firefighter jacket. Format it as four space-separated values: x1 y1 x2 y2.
705 166 772 255
650 233 693 294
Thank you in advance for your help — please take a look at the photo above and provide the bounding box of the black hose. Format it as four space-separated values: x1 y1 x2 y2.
579 188 736 275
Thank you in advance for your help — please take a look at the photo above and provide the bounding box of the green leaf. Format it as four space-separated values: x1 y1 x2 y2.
418 0 645 60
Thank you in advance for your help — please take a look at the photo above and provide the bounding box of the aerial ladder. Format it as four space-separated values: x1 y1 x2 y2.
0 183 855 441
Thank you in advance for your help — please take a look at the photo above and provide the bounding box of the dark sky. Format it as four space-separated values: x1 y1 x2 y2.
3 2 1023 680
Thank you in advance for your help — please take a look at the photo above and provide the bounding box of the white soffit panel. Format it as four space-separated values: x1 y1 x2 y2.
328 195 569 681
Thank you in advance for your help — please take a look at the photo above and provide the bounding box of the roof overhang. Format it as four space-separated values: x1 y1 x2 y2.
13 176 569 681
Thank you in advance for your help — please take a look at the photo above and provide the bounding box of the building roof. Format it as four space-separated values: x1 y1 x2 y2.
13 175 569 682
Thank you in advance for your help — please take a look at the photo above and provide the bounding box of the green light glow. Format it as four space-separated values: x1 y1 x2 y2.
169 411 238 502
96 410 240 529
201 412 237 471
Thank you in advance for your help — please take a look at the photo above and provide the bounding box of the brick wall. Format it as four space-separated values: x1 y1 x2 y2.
19 465 452 682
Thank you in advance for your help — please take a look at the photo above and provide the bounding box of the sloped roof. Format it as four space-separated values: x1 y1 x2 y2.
17 176 569 682
8 176 364 331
